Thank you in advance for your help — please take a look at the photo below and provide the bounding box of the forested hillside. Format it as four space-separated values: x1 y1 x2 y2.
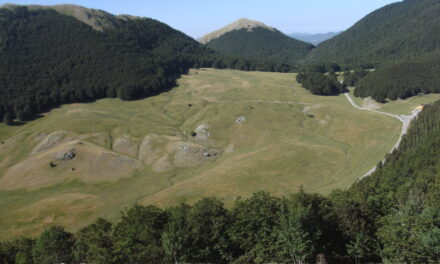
0 6 290 125
307 0 440 67
205 27 314 65
1 97 438 263
355 52 440 101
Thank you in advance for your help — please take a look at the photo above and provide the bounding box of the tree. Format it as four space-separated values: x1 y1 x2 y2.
162 205 189 264
346 233 377 264
32 226 74 264
187 198 232 263
13 238 34 264
112 205 167 264
73 218 114 264
277 202 313 264
3 112 12 125
377 192 437 264
228 192 281 263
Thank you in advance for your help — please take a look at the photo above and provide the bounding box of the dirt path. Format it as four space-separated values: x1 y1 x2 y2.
343 93 419 179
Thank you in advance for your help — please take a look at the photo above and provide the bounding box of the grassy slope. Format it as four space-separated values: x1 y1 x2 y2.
347 87 440 115
0 69 417 239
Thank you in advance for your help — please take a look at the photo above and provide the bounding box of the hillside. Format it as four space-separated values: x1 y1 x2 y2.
289 32 341 45
202 18 314 65
0 5 218 124
0 69 412 239
0 5 291 125
355 52 440 101
1 79 439 264
307 0 440 67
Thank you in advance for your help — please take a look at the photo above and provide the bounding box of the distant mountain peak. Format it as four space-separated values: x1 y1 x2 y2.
0 3 129 31
200 18 275 44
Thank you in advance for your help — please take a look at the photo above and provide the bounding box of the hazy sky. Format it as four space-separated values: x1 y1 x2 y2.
1 0 401 38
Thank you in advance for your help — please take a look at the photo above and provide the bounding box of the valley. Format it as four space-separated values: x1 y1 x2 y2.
2 68 436 239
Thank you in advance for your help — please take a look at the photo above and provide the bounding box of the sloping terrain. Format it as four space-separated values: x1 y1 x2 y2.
307 0 440 67
289 32 341 45
0 69 415 239
0 4 221 124
355 52 440 101
202 18 314 65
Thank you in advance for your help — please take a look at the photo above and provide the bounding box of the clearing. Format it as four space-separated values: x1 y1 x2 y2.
1 69 434 239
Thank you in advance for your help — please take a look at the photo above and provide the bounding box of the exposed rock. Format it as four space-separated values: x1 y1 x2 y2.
235 116 246 123
2 4 122 31
194 124 210 141
31 131 67 155
138 134 166 164
138 133 220 172
55 149 76 161
224 144 236 153
112 134 138 157
200 18 275 44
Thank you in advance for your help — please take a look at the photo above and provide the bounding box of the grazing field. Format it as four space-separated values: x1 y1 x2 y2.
0 68 420 239
347 87 440 114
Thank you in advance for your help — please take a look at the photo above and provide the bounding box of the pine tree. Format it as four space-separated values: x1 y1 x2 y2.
3 112 13 125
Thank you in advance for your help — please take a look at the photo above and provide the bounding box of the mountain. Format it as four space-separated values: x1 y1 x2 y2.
355 52 440 101
307 0 440 67
0 5 294 125
201 18 314 65
0 4 222 124
289 32 341 45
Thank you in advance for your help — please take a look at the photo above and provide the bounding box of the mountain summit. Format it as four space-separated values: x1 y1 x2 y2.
201 18 314 65
200 18 275 44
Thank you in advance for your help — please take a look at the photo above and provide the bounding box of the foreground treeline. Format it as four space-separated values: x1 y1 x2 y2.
355 52 440 102
2 101 440 264
0 7 291 125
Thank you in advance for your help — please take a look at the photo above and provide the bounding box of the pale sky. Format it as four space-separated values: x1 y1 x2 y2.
1 0 401 38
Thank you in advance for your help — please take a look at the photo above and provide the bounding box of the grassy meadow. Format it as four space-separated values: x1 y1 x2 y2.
1 68 433 239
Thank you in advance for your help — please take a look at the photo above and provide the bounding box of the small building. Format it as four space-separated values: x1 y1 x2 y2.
416 104 425 111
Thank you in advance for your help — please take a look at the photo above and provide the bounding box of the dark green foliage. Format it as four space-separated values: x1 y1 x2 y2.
343 70 369 87
186 198 232 263
297 72 345 96
2 112 12 125
0 6 291 124
228 192 281 263
308 0 440 67
301 63 341 73
32 226 74 264
355 52 440 101
344 100 440 263
73 218 113 264
112 205 167 264
206 27 314 66
162 205 190 264
0 238 35 264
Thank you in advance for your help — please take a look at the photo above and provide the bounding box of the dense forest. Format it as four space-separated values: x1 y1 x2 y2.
306 0 440 68
0 6 292 125
296 64 346 96
355 52 440 102
342 70 369 87
206 27 314 66
2 98 438 264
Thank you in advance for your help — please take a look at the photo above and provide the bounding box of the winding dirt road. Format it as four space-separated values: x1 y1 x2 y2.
343 93 419 179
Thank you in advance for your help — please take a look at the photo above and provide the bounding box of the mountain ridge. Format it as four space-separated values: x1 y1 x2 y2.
290 32 341 45
201 18 314 65
199 18 276 44
307 0 440 67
